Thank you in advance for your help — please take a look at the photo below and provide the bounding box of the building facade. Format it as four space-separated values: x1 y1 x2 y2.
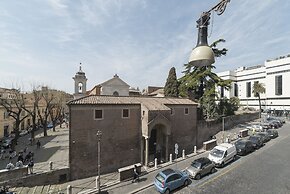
73 66 87 99
88 74 130 96
217 54 290 112
68 95 197 180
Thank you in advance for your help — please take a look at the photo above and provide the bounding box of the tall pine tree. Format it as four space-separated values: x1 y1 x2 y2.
164 67 179 97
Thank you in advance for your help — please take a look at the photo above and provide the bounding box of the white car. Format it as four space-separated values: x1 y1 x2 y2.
208 143 237 168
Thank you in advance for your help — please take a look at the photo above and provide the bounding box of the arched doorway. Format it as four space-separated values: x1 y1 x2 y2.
148 124 167 164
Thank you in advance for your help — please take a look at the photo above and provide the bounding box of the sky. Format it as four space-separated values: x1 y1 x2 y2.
1 0 290 94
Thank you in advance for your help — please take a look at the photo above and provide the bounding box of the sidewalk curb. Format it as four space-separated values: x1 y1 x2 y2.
129 183 154 194
81 149 207 194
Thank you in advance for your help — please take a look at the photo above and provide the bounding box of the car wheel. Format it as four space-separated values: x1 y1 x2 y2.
195 173 201 180
233 155 237 161
221 162 225 168
184 179 189 186
210 167 215 174
165 188 170 194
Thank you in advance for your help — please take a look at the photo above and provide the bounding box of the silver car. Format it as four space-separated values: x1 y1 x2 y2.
185 157 215 180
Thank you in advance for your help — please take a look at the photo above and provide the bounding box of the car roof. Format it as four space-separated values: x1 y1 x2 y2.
161 168 176 176
236 139 248 144
194 157 210 164
217 143 235 150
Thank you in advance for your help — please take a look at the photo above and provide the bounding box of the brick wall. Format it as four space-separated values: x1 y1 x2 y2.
69 104 141 180
196 112 259 148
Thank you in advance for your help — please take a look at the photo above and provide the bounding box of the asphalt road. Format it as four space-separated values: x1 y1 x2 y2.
140 122 290 194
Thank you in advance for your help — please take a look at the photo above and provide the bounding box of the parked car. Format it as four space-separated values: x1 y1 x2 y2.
260 122 272 130
47 123 53 129
248 135 263 149
185 157 215 180
19 130 29 137
154 168 189 194
266 129 278 139
208 143 237 168
266 118 283 127
2 138 13 149
256 132 271 143
247 124 263 132
234 139 255 156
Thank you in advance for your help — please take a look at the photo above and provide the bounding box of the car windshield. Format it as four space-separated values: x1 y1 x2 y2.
155 173 165 183
210 148 224 158
235 141 245 149
249 136 258 142
191 161 201 169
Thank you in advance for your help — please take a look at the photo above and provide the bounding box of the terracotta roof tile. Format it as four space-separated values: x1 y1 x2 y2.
68 95 197 110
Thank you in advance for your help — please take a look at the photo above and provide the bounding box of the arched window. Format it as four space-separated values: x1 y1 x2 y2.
113 91 119 96
78 82 83 93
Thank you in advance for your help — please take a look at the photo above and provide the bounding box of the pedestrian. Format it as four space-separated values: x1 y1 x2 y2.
16 160 23 168
132 165 139 183
17 153 24 163
29 138 32 146
6 161 15 170
36 140 41 149
28 158 34 174
25 151 32 164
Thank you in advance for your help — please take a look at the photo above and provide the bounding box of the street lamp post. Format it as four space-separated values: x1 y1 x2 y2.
96 130 102 194
189 0 231 67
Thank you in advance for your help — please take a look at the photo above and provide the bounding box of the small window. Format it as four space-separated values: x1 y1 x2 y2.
184 108 189 115
94 109 103 120
220 86 224 98
234 83 238 97
246 82 251 97
113 91 119 96
122 109 129 118
166 175 175 183
275 75 282 95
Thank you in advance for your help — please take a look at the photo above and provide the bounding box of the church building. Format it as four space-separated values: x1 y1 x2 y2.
68 66 198 180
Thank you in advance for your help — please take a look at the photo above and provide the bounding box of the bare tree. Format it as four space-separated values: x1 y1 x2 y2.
49 95 64 132
36 88 54 137
0 90 29 148
23 89 41 141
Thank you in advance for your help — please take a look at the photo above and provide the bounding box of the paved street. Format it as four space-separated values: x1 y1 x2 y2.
138 122 290 194
6 120 290 194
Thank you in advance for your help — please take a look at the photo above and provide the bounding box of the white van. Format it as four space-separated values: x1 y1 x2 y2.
208 143 237 168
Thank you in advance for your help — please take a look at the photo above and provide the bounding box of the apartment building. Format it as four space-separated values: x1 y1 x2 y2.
217 54 290 112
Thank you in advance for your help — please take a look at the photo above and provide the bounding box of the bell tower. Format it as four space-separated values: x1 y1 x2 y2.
73 63 88 99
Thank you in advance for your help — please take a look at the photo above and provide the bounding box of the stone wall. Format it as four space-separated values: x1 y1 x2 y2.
0 167 69 187
168 105 197 156
0 167 28 182
196 112 259 148
69 104 142 180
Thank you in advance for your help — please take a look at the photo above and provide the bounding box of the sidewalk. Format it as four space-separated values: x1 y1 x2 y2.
0 125 69 173
78 150 208 194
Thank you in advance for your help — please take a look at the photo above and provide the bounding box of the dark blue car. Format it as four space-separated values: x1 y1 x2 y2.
154 168 189 194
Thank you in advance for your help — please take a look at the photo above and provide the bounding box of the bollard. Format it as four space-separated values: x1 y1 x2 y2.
194 146 197 154
154 158 158 169
182 149 185 159
49 161 53 171
169 154 172 163
67 185 72 194
96 176 99 191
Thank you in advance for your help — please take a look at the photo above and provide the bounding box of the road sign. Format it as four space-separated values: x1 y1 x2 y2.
175 143 179 155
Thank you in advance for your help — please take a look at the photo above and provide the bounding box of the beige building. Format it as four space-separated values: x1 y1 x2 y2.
88 74 130 96
0 88 49 139
68 95 198 180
